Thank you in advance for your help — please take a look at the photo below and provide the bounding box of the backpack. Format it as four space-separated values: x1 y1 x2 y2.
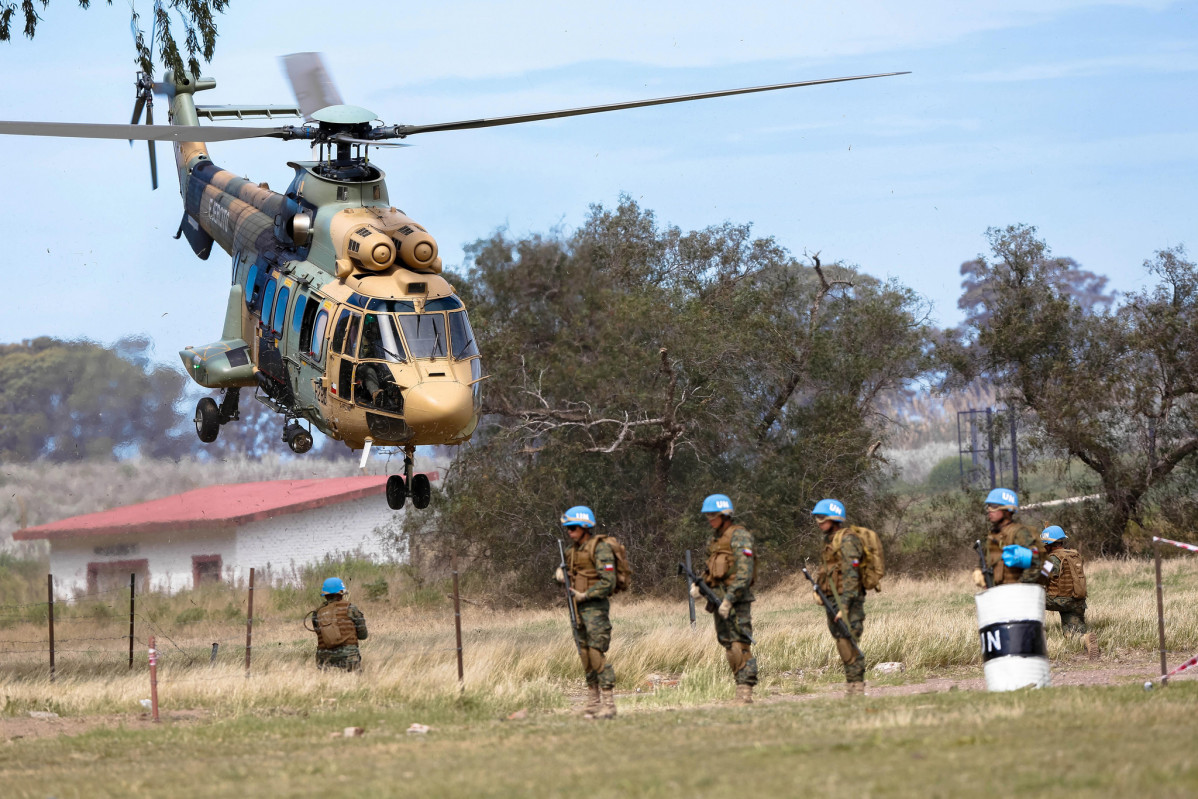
587 534 633 594
1058 549 1087 599
834 525 885 592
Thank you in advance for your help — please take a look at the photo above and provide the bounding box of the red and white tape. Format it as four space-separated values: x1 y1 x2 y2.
1164 654 1198 680
1152 536 1198 553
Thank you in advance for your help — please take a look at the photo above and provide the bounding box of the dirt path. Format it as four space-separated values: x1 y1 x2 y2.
1 709 208 743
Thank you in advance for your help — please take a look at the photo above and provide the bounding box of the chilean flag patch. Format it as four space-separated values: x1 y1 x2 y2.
603 563 615 571
851 559 860 568
742 548 754 557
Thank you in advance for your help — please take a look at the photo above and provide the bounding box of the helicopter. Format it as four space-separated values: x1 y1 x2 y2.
0 54 907 510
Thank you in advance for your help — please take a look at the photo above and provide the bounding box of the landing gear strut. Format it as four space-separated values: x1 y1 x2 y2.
385 446 431 510
194 388 241 444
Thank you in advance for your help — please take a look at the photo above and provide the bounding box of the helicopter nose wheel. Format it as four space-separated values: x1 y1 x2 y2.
386 474 406 510
411 473 431 509
385 448 431 510
194 398 220 443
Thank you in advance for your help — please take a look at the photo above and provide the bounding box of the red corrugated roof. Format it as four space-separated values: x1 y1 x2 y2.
12 473 436 541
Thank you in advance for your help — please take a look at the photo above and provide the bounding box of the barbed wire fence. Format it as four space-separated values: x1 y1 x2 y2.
1 564 477 720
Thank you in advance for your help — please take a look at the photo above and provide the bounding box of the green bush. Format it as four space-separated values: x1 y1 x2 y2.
174 607 207 625
925 456 965 493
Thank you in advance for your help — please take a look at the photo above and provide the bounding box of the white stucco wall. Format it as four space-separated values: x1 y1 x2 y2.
47 494 407 597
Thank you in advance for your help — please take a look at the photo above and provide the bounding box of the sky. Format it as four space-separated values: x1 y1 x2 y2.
0 0 1194 367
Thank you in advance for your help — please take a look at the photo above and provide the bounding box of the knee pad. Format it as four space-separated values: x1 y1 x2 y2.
587 647 606 674
835 637 858 666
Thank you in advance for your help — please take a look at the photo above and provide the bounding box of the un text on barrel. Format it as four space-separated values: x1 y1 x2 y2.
975 583 1051 691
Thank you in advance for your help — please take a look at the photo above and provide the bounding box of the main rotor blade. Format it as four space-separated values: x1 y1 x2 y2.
281 52 345 120
0 121 292 142
387 71 910 137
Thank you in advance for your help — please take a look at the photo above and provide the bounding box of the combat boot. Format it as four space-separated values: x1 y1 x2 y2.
845 681 865 698
733 684 754 705
1085 632 1099 661
593 687 617 720
580 684 601 718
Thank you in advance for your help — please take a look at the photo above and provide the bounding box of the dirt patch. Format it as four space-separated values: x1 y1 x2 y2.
1 709 209 743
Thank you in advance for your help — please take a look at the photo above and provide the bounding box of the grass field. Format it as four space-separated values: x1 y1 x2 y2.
2 558 1197 796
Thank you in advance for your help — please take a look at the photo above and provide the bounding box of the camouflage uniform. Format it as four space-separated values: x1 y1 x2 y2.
817 527 866 684
703 522 757 687
1044 548 1088 635
309 598 368 671
985 519 1042 586
567 535 617 690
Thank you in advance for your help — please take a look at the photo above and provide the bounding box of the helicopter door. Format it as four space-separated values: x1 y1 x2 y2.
257 277 295 406
328 308 362 404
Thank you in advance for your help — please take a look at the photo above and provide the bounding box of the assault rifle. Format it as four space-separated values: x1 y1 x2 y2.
973 539 995 589
557 539 585 658
677 559 755 644
684 549 697 628
801 564 863 660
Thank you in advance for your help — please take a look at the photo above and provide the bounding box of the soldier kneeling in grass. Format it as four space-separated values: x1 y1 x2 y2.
308 577 368 672
1039 526 1098 659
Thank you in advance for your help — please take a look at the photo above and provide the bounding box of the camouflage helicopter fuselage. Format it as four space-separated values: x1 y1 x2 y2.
169 75 481 453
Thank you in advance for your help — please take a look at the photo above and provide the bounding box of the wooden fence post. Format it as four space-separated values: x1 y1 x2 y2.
47 574 55 683
245 567 255 679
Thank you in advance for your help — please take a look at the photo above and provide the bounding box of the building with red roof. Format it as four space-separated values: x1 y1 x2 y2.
14 472 437 596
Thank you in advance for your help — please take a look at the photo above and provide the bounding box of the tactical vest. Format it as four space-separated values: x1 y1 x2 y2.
314 600 358 650
818 529 859 595
1048 548 1087 599
986 521 1036 585
704 524 755 588
567 535 603 592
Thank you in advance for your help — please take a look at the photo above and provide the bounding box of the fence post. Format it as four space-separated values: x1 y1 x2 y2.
47 574 55 683
1154 539 1168 684
128 572 136 670
245 567 255 679
685 550 696 628
210 643 220 666
148 635 160 723
452 557 464 691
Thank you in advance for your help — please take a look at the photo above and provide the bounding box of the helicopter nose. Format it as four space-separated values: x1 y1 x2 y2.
403 381 474 434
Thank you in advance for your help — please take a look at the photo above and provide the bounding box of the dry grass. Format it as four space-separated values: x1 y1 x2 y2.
2 558 1196 719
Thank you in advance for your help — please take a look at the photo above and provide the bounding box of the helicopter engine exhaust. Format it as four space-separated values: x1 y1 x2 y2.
344 225 396 271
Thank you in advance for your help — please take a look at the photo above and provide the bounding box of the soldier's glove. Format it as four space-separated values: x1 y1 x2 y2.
972 568 987 589
689 583 702 600
569 588 587 602
811 589 823 606
718 597 733 619
554 567 566 585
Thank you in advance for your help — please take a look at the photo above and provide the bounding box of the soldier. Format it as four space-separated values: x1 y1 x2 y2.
555 505 618 720
810 499 867 696
972 488 1042 589
1040 526 1098 657
692 494 757 704
307 577 368 671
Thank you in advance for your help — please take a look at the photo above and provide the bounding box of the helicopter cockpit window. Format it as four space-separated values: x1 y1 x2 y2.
424 296 464 312
398 313 448 359
448 310 479 359
331 309 352 356
359 314 407 363
344 313 362 357
260 279 277 324
272 286 290 334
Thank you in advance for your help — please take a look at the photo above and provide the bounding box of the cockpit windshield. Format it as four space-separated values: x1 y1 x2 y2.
359 313 407 363
398 313 448 359
448 310 479 359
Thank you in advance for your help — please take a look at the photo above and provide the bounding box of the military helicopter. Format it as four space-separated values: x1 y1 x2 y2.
0 54 907 509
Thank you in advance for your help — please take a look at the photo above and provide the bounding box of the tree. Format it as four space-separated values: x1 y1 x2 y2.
0 1 228 76
413 198 937 593
0 336 191 460
958 254 1115 332
944 224 1198 553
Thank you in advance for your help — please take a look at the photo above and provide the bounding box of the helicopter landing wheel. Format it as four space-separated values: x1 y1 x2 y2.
386 474 407 510
411 473 431 509
195 397 220 443
283 423 313 454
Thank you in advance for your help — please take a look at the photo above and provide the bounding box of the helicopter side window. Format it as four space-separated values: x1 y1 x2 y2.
330 309 352 356
272 286 290 334
359 314 407 363
260 279 277 325
447 310 480 359
354 363 403 413
299 298 320 353
397 313 448 359
310 309 330 363
244 264 259 309
292 294 307 335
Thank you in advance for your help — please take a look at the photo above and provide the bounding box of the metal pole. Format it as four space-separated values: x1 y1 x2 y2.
128 573 136 670
1008 407 1020 493
452 557 464 690
685 550 696 627
245 567 255 679
986 408 997 489
1155 539 1168 683
47 574 55 683
148 635 160 723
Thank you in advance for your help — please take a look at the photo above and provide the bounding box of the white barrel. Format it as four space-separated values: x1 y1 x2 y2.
975 583 1051 691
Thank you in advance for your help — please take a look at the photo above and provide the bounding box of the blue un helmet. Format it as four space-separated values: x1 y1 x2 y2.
1041 525 1068 545
984 487 1019 512
701 494 734 516
321 577 346 596
811 499 846 523
560 505 596 528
